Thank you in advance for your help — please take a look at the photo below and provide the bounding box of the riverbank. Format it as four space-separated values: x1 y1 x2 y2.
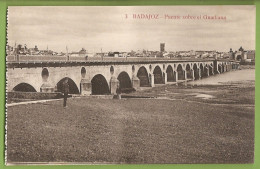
6 68 255 164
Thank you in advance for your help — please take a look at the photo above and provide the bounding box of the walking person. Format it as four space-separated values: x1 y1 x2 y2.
63 78 70 108
116 83 121 100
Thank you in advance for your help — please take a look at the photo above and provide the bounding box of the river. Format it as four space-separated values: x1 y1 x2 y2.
188 69 255 85
129 68 255 102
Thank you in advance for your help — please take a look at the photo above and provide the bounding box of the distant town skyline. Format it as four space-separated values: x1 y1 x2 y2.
7 6 255 53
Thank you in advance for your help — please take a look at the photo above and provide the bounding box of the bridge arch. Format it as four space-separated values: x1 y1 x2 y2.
225 63 229 72
193 64 199 80
153 65 164 84
222 63 225 72
56 77 80 94
199 63 204 69
166 65 176 82
12 83 37 92
91 74 110 95
204 64 209 77
137 66 150 87
236 55 242 61
177 64 185 80
117 71 133 93
186 64 193 79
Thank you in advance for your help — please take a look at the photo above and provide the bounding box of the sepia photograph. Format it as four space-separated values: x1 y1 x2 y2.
5 6 255 164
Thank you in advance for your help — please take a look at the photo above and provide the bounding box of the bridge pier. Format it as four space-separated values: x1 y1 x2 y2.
40 83 54 92
191 69 195 80
184 70 187 80
228 64 232 71
211 66 214 75
150 74 155 87
232 63 239 70
219 66 222 73
175 72 178 84
237 64 240 69
80 78 92 95
198 68 202 79
226 64 229 72
206 68 210 76
163 72 168 84
232 63 238 70
132 75 140 90
110 76 119 95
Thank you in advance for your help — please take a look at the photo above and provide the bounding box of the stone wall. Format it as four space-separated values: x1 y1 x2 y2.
7 92 65 104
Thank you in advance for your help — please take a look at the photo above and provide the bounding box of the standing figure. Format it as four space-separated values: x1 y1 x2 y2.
116 83 121 100
63 78 70 108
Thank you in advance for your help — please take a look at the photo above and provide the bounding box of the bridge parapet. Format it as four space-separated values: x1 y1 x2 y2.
7 58 232 69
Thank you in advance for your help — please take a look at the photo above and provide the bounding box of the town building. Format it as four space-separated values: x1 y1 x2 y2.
228 46 255 62
160 43 165 52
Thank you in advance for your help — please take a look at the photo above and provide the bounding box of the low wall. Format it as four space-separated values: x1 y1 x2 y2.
7 92 65 103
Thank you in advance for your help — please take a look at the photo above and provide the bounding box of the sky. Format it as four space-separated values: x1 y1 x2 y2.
7 6 255 53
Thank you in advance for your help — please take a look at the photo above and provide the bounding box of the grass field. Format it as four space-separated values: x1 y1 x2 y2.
6 78 254 164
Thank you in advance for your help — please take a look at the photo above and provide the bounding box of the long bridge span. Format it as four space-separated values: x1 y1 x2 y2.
7 58 239 95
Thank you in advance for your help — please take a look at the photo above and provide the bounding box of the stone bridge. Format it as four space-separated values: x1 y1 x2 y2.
7 59 239 95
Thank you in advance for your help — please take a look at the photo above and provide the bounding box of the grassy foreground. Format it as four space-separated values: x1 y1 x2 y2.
6 82 254 164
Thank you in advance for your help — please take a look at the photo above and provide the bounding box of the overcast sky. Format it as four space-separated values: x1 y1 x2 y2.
7 6 255 53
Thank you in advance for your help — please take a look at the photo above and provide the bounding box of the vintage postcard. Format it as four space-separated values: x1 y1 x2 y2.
6 6 255 164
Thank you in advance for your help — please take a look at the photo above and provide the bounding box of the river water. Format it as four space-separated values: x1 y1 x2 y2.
188 69 255 85
152 68 255 100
